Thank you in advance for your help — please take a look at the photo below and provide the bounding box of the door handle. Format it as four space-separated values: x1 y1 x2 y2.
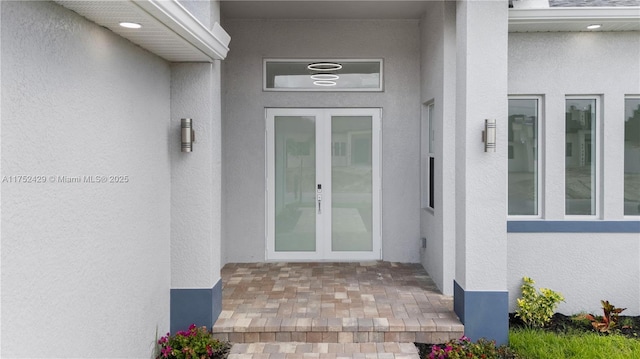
317 184 322 214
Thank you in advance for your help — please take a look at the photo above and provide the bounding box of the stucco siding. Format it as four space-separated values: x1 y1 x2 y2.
1 1 171 357
508 31 640 315
508 233 640 315
419 1 457 295
222 19 421 263
170 63 223 290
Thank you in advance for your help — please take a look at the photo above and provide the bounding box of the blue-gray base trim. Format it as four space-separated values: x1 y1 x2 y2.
507 221 640 233
170 279 223 333
454 280 508 346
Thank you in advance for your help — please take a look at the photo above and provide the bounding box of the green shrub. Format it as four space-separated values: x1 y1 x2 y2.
156 324 230 359
515 277 564 328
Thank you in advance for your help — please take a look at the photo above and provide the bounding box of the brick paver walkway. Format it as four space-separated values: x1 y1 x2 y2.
213 262 463 357
228 342 420 359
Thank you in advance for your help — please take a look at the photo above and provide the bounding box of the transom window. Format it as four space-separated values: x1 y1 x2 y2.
264 59 383 91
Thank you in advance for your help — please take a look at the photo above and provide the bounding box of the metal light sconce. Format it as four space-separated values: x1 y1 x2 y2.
483 119 496 152
181 118 195 152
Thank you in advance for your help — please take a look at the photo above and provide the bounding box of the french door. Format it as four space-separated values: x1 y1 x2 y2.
266 108 381 260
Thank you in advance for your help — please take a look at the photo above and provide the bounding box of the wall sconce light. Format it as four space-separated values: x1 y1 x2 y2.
483 119 496 152
181 118 195 152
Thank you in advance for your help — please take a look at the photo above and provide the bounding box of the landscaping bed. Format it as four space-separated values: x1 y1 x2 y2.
415 313 640 359
510 312 640 339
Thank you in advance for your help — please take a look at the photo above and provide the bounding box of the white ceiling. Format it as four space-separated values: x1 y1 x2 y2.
221 0 430 19
222 1 640 32
54 0 230 62
509 7 640 32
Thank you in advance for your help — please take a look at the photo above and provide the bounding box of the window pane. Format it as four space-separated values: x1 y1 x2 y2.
274 116 316 251
429 157 435 209
625 98 640 216
566 99 596 215
428 104 435 154
508 99 538 215
331 116 373 252
265 60 382 91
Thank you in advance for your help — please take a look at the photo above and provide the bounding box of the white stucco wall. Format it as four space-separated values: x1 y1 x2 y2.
178 0 220 29
1 1 171 357
222 19 421 263
508 233 640 316
455 1 509 291
508 32 640 315
419 1 457 295
170 62 222 289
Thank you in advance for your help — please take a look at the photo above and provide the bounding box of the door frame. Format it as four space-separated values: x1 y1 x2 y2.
265 108 382 261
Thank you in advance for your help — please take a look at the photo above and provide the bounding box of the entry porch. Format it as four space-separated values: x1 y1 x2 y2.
212 262 463 345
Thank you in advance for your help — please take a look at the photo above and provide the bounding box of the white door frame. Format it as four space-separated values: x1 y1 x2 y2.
266 108 382 261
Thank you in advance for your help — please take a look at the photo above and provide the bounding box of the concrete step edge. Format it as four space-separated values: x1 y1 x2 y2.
229 342 419 355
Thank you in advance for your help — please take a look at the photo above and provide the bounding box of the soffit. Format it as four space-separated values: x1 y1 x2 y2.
221 1 429 20
54 0 230 62
222 1 639 33
509 7 640 32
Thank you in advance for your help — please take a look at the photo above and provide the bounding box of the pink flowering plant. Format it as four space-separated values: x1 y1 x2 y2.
156 324 230 359
428 336 519 359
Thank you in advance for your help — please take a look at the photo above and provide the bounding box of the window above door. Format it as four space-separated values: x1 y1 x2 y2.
264 59 383 92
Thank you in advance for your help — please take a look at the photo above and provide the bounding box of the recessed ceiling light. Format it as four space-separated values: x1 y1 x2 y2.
119 22 142 29
586 24 602 30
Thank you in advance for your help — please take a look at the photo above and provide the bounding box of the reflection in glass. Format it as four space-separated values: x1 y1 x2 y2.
274 116 316 251
331 116 373 251
428 104 435 154
508 99 538 215
566 99 596 215
625 98 640 216
265 61 381 90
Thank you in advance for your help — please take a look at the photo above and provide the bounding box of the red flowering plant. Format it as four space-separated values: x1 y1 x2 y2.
156 324 230 359
428 336 519 359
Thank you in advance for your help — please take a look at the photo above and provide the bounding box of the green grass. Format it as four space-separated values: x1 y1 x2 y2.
509 328 640 359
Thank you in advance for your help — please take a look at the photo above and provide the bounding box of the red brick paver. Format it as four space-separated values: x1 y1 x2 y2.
213 262 463 344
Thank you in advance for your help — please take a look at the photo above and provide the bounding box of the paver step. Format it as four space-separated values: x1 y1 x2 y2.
217 262 464 345
212 317 463 344
227 342 420 359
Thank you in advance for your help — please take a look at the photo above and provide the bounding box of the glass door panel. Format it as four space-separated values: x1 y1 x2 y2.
267 108 380 261
274 116 316 251
331 116 373 252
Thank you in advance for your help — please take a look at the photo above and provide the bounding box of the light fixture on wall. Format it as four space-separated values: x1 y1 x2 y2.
483 119 497 152
181 118 195 152
586 24 602 30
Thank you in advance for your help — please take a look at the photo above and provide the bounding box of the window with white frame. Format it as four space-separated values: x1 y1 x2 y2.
264 59 383 91
624 96 640 216
565 97 599 216
508 97 541 216
421 103 435 210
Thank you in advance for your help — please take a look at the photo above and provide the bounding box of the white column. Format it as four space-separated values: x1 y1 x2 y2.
454 0 509 345
169 61 223 332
